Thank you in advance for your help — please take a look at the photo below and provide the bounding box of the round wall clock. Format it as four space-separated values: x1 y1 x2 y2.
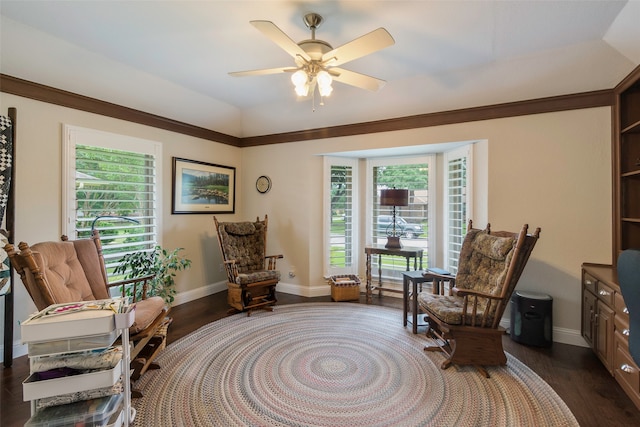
256 175 272 193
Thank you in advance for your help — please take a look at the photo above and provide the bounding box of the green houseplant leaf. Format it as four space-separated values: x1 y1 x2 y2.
114 246 192 306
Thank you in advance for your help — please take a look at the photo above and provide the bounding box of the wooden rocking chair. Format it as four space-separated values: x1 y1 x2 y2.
418 221 540 377
5 230 170 391
214 215 283 315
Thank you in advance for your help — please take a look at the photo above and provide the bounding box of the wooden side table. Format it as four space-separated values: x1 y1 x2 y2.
402 270 455 333
364 244 423 304
402 270 430 334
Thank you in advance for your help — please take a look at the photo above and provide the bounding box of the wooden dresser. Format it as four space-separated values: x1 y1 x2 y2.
581 65 640 409
582 263 640 409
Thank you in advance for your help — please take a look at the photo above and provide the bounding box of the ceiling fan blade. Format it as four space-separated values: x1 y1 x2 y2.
321 28 394 67
250 20 311 62
330 67 387 92
229 67 298 77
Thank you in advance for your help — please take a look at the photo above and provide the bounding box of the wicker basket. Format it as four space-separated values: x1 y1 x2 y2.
329 275 361 302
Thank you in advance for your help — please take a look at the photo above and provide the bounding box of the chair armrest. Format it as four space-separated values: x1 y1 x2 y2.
265 254 284 270
107 274 155 302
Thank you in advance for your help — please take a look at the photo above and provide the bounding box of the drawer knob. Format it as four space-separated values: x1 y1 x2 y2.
623 329 630 337
621 364 635 374
599 289 610 296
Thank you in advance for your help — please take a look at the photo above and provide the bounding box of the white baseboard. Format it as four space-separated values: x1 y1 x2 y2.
501 319 588 347
172 281 227 306
276 281 331 298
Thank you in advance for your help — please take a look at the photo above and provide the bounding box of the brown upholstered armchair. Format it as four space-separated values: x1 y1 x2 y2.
214 215 283 315
5 230 170 387
418 221 540 377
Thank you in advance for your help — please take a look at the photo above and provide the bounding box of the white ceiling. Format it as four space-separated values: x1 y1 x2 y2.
1 1 639 138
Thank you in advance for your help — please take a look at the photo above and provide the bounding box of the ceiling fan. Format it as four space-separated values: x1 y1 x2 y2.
229 13 395 101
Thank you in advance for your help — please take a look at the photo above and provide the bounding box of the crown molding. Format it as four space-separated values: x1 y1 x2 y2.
240 90 614 147
0 74 241 146
1 74 614 147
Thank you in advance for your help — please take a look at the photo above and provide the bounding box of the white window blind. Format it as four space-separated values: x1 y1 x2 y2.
324 157 358 276
63 126 161 279
444 145 473 274
368 156 433 282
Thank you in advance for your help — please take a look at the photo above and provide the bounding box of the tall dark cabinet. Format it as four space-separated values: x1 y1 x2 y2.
581 65 640 410
613 65 640 268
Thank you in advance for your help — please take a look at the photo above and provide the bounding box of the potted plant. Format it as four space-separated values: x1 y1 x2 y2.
114 246 192 306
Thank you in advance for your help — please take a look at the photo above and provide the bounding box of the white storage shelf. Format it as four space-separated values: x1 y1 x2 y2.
27 330 120 357
23 361 122 401
21 300 134 427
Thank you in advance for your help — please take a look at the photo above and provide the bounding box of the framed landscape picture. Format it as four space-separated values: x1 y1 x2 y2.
172 157 236 214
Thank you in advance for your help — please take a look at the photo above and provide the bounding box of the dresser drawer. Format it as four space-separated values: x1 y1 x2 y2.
615 307 631 345
583 272 597 294
614 337 640 398
615 291 630 320
615 318 630 349
596 281 615 306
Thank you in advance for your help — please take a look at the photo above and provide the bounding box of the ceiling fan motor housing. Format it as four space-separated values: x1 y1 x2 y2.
296 39 333 64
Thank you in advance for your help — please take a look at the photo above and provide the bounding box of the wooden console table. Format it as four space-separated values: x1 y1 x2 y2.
365 244 423 304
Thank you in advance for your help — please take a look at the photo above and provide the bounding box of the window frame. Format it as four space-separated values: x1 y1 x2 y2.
62 125 163 278
323 156 359 276
366 155 435 280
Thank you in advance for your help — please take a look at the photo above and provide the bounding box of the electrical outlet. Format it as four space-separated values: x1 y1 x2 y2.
219 263 224 272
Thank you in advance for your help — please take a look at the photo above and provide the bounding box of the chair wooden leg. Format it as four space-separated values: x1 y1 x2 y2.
474 365 490 378
130 358 146 381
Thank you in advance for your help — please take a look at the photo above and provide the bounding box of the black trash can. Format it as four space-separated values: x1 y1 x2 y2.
510 290 553 347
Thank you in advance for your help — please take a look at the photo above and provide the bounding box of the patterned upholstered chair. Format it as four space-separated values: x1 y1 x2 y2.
618 249 640 365
214 215 283 315
418 221 540 377
4 230 170 388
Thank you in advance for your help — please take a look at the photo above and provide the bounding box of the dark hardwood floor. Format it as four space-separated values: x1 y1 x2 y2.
2 292 639 426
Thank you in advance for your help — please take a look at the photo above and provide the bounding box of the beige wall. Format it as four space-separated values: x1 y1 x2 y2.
241 107 612 345
0 92 611 358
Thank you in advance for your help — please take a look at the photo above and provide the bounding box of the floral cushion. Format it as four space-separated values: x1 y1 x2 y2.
419 228 516 326
418 292 496 326
218 220 267 273
236 269 280 285
224 222 256 236
455 230 516 296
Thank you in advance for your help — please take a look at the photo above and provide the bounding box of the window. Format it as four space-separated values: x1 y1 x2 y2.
367 156 434 282
323 157 358 276
322 144 475 287
63 125 162 279
443 145 473 275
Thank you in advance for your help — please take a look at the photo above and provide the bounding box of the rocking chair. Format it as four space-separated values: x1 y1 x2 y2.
4 230 170 387
214 215 283 315
418 221 540 377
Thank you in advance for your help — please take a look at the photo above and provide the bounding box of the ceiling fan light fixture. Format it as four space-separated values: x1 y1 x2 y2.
295 82 310 97
291 69 310 96
317 70 332 86
291 69 308 86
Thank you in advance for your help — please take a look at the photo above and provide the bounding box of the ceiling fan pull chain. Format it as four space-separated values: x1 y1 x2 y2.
312 88 317 112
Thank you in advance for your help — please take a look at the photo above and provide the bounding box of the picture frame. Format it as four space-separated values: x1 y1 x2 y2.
172 157 236 214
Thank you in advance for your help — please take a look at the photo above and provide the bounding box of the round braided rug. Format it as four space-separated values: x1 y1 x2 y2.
133 303 578 426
